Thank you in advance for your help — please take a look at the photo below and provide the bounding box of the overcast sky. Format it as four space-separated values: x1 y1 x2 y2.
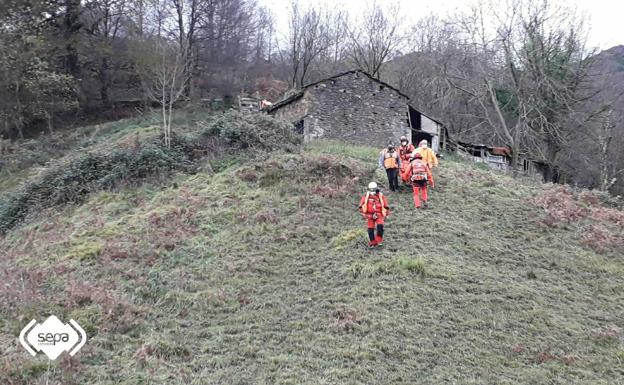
258 0 624 51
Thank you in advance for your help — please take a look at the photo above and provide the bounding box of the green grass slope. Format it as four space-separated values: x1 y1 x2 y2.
0 108 210 196
1 136 623 384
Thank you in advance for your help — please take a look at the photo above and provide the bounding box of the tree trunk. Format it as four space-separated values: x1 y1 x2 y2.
543 138 561 183
63 0 81 77
45 112 53 135
509 146 519 177
16 118 24 140
14 81 24 140
99 57 110 108
487 81 521 177
599 114 614 192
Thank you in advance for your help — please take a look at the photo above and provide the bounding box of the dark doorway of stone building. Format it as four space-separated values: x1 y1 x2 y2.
407 106 432 147
294 119 304 135
412 131 433 147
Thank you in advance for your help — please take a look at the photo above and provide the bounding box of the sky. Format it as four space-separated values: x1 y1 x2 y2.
258 0 624 51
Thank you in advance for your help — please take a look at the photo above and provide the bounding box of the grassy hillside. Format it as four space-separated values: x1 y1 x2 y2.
0 116 623 384
0 108 210 196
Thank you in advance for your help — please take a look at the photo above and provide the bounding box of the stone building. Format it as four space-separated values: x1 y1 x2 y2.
265 70 447 153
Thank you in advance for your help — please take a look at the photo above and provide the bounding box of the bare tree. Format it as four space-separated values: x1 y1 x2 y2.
311 9 349 79
0 1 78 138
569 67 624 193
285 1 331 88
195 0 258 97
133 0 188 148
596 110 621 191
435 0 594 178
388 15 487 142
513 1 595 181
82 0 129 108
61 0 82 77
434 2 529 174
148 39 188 148
346 2 403 78
171 0 200 98
254 6 275 62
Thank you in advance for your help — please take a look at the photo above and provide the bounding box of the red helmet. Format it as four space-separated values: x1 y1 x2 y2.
413 152 423 159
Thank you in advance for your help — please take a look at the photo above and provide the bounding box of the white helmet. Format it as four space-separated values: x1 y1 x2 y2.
367 182 378 193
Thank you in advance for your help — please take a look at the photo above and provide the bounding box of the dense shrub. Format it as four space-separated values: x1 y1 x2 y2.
201 110 301 152
0 111 302 233
531 185 588 226
531 185 624 253
0 136 196 233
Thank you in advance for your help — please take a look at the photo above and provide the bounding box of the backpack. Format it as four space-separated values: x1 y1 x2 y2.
360 192 387 216
410 160 428 182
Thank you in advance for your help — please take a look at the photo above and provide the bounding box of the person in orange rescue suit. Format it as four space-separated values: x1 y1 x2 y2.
413 139 438 186
358 182 390 247
379 143 401 192
408 153 434 209
398 135 415 184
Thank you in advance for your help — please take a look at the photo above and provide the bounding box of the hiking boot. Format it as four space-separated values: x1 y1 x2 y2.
368 240 378 248
422 201 428 209
374 235 383 246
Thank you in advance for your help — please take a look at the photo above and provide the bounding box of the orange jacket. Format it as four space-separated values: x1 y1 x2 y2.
414 147 438 168
359 192 389 217
399 144 415 162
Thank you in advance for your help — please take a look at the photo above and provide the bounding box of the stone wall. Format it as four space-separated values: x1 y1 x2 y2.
270 71 412 147
271 95 310 127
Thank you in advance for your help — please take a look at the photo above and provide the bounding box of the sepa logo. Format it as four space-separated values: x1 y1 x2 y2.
19 315 87 360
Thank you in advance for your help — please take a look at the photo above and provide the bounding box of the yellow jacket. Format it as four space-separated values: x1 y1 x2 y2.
414 147 438 168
